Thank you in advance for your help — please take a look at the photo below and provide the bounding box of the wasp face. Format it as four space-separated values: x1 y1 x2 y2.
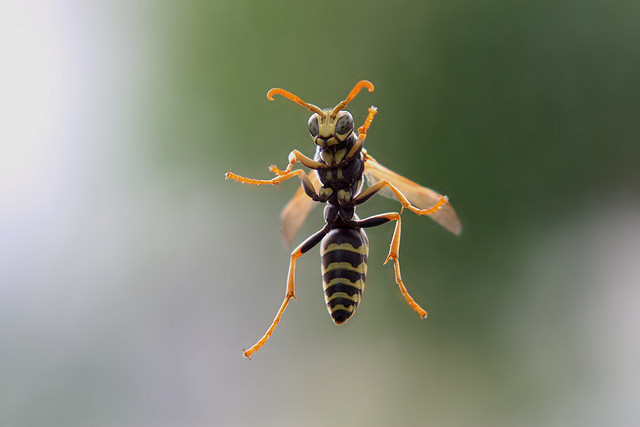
308 111 354 148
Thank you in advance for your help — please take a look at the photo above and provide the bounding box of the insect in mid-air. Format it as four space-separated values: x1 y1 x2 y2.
225 80 461 359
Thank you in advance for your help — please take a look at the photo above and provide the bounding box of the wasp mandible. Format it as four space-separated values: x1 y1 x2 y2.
225 80 461 359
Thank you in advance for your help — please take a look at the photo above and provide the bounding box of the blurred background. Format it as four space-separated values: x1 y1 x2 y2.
1 1 639 426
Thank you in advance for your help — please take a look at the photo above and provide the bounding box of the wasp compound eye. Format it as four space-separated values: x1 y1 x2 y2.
335 112 354 136
308 115 319 137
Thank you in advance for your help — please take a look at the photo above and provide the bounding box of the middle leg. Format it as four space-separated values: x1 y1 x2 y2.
351 179 448 217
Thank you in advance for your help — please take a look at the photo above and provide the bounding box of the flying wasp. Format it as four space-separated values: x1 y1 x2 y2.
225 80 461 359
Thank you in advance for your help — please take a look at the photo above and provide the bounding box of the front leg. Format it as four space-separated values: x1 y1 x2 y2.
271 149 326 175
343 106 378 163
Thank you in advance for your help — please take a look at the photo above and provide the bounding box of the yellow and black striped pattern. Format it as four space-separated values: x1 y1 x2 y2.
320 228 369 324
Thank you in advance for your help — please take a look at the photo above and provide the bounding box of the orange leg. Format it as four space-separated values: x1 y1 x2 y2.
225 168 299 186
226 148 324 185
268 150 326 176
243 226 328 359
242 247 301 359
282 150 324 173
352 179 449 217
226 166 321 203
345 107 378 161
358 106 378 135
356 213 428 319
226 165 321 196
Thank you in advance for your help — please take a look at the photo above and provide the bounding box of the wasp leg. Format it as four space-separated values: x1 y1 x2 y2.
358 106 378 136
270 149 325 175
355 213 428 319
227 167 323 203
243 225 330 359
226 167 319 196
351 180 449 216
344 106 378 162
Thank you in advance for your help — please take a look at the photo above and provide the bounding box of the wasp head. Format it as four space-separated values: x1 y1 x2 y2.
307 110 354 147
267 80 374 148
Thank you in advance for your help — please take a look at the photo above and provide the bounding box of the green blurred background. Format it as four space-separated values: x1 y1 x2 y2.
2 1 639 426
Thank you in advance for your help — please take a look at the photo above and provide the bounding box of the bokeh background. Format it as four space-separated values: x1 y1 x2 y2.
2 1 639 426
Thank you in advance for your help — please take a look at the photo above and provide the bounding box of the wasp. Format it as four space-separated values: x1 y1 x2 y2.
225 80 461 359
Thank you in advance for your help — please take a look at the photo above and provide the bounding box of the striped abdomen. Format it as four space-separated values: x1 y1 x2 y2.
320 227 369 325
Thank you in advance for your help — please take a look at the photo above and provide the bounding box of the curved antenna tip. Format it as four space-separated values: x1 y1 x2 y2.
359 80 375 92
331 80 376 116
266 88 279 101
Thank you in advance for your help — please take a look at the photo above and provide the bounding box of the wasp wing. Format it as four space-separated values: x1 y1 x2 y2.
363 152 462 236
280 169 322 246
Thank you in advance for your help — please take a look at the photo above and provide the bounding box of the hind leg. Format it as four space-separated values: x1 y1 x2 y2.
355 213 428 319
243 225 329 359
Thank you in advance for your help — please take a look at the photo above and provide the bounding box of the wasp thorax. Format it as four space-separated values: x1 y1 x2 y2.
309 111 354 147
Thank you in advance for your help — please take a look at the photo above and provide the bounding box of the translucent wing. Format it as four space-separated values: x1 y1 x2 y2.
280 170 322 246
363 151 462 235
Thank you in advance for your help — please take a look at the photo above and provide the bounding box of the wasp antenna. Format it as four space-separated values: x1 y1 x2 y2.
331 80 375 116
266 88 325 116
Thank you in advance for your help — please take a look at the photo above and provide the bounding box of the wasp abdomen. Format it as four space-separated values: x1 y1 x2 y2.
320 228 369 324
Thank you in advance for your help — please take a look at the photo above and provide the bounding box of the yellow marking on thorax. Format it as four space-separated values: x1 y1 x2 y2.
337 189 351 204
319 187 333 199
323 262 368 274
323 243 368 255
319 148 347 166
320 150 332 165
